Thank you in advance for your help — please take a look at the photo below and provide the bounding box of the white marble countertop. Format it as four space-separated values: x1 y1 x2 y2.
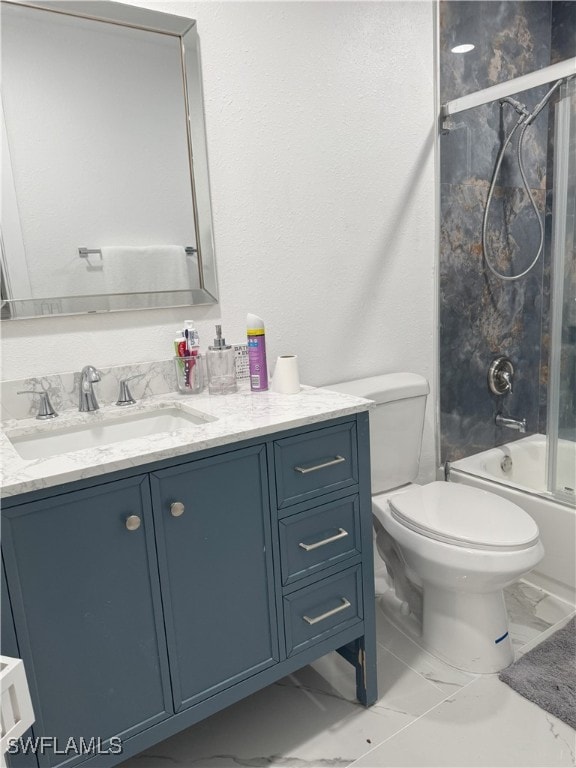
0 383 372 498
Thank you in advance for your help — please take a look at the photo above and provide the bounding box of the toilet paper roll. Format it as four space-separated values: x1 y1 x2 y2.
271 355 300 394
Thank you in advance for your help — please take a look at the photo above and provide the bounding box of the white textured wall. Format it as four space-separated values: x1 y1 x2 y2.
0 0 437 478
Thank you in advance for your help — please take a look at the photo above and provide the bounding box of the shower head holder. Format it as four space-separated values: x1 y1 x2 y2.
500 96 529 119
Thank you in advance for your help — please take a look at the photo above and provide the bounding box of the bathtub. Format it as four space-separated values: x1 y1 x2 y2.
448 435 576 605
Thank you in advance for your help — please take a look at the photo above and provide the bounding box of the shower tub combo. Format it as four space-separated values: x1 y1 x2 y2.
441 64 576 607
449 435 576 604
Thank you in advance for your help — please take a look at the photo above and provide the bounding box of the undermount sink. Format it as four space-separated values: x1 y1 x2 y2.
9 407 214 461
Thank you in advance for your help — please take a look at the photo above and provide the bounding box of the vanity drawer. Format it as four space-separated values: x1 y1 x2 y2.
283 566 362 656
279 496 361 586
274 422 358 510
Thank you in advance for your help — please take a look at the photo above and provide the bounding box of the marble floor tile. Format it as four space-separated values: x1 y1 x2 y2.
310 642 448 719
374 606 477 695
350 674 576 768
505 580 576 651
120 643 448 768
516 610 576 658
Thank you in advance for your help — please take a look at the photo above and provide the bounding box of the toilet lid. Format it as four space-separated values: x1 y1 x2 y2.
388 482 539 551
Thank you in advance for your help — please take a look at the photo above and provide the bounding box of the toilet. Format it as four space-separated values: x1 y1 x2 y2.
328 373 544 673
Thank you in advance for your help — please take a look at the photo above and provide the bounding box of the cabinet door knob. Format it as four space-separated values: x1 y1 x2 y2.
125 515 141 531
170 502 185 517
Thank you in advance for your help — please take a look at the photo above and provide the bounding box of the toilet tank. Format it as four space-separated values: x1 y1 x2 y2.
326 373 429 494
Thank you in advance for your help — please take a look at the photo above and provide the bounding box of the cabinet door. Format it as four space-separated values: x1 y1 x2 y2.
1 477 172 768
151 445 278 712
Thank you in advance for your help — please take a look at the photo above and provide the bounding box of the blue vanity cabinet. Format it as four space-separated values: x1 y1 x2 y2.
1 412 377 767
150 445 279 712
1 477 173 768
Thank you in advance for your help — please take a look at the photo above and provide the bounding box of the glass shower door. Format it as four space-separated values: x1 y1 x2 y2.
547 79 576 502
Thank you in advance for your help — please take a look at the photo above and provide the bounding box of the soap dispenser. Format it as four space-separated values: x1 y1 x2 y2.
206 325 237 395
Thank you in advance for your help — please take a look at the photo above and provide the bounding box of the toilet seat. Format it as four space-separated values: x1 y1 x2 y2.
388 481 539 551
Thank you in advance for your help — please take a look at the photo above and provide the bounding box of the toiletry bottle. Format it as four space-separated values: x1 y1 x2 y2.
174 330 187 359
184 319 200 356
247 313 268 391
206 325 237 395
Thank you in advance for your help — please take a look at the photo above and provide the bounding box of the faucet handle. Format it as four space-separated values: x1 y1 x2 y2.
17 390 58 420
498 370 513 393
116 373 145 407
488 357 514 395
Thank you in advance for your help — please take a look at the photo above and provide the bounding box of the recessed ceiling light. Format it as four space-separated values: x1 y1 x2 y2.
451 44 475 53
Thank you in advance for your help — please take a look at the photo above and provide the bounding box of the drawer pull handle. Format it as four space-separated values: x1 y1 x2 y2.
299 528 349 552
303 597 351 625
294 455 346 474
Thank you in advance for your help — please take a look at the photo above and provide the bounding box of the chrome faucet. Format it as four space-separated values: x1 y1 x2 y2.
79 365 101 412
495 412 526 433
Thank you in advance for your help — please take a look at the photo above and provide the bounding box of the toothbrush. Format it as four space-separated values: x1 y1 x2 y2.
175 333 191 387
185 328 196 388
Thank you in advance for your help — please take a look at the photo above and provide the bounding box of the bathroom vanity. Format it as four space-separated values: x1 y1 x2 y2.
0 382 377 767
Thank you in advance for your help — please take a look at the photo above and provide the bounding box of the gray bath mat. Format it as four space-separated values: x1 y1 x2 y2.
499 616 576 729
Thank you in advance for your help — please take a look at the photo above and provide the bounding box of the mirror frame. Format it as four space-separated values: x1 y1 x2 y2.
0 0 219 319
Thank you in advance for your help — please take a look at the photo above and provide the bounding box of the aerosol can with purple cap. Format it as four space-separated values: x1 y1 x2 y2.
247 313 268 391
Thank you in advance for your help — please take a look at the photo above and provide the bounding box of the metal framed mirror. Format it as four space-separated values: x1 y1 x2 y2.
1 0 218 319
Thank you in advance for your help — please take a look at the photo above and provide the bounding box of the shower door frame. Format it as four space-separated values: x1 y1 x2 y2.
547 78 576 503
440 57 576 125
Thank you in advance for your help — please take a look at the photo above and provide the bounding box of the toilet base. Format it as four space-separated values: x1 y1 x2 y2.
421 584 514 673
377 579 514 673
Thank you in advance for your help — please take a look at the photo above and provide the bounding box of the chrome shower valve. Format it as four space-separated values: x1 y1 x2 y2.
488 357 515 395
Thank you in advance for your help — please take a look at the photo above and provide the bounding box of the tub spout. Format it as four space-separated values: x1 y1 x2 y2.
495 413 526 433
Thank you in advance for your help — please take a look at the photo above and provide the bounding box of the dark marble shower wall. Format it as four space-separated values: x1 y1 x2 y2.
439 1 575 462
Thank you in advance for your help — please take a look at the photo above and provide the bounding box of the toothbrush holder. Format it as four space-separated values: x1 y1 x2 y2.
174 354 204 394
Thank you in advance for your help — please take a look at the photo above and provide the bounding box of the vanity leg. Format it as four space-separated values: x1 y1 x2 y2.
355 634 377 706
336 634 378 707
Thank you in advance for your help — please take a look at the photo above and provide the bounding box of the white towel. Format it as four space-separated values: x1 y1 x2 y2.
102 246 190 294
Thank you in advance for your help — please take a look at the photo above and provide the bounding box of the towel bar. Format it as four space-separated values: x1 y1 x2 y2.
78 246 197 258
78 248 102 259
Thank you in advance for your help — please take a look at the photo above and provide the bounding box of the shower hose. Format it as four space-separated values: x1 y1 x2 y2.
481 80 563 281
